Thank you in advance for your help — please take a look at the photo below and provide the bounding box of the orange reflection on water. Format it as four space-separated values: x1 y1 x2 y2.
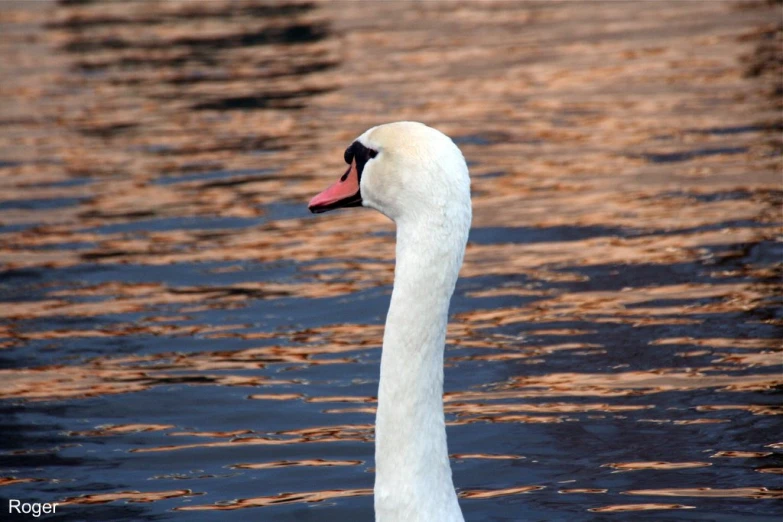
168 430 253 438
459 485 545 499
501 370 780 396
711 451 773 459
0 477 45 487
462 226 779 280
62 489 199 505
652 338 782 350
231 459 363 470
0 362 294 401
624 487 783 499
67 424 174 437
451 454 524 460
248 393 304 401
590 503 695 512
176 488 372 511
713 352 782 367
133 424 373 454
602 461 711 472
456 282 774 329
0 280 381 320
306 395 376 404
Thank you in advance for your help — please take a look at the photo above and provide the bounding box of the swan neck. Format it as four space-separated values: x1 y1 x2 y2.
373 215 466 522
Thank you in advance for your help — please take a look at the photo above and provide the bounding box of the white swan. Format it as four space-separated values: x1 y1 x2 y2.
309 121 470 522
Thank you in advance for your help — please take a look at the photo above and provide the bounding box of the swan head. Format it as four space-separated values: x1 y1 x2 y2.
308 121 471 224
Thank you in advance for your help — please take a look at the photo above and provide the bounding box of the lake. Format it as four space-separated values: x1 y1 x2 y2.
0 1 781 521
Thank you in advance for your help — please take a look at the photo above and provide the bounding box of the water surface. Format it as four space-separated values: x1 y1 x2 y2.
0 1 781 521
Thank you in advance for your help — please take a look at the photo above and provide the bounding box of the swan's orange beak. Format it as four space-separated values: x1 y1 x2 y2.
308 160 362 214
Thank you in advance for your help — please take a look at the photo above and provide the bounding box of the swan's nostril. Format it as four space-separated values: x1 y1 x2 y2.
340 164 351 182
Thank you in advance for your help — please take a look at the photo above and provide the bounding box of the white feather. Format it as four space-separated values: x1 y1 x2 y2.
357 122 471 522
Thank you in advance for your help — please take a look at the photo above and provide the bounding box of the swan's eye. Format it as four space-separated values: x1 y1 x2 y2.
349 141 375 178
